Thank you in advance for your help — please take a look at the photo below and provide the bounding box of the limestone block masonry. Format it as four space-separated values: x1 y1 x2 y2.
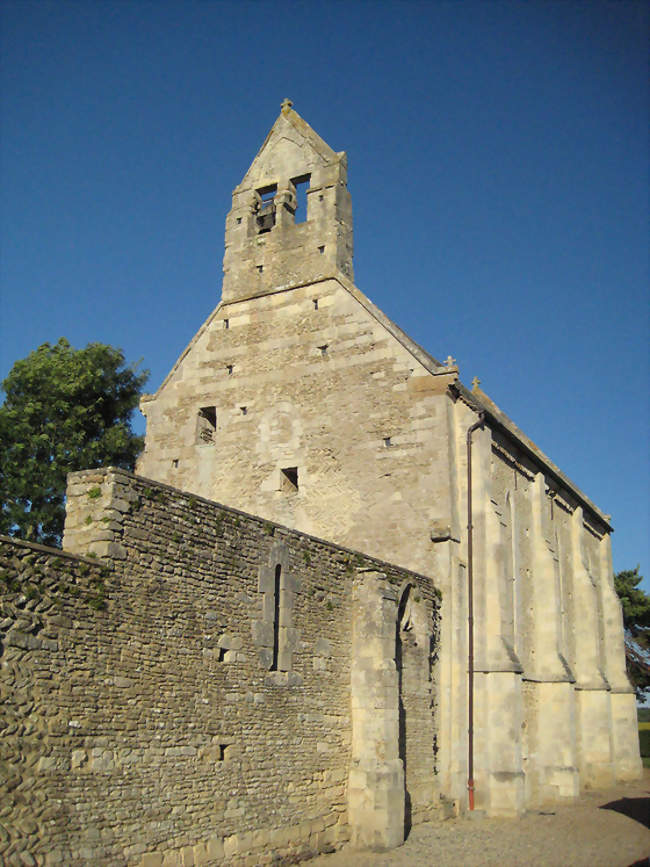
1 468 440 865
3 100 641 864
137 100 641 823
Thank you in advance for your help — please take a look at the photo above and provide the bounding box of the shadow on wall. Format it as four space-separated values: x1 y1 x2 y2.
599 796 650 830
396 584 412 840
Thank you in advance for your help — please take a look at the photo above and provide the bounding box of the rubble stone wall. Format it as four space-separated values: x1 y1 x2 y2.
0 539 111 865
1 468 439 866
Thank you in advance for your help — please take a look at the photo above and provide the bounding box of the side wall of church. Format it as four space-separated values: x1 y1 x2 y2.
447 395 641 814
1 468 439 866
137 279 457 581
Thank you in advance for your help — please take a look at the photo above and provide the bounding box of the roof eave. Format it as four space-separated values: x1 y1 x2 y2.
450 381 613 533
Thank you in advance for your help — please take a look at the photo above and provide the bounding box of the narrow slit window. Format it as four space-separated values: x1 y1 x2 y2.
172 458 179 468
318 245 325 255
384 437 392 448
292 174 310 223
313 298 319 310
318 344 328 356
281 466 298 491
257 265 264 273
271 564 282 671
226 364 233 376
197 407 217 444
223 318 229 330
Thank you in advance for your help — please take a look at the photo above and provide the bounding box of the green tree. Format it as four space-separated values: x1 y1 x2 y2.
614 566 650 702
0 338 148 547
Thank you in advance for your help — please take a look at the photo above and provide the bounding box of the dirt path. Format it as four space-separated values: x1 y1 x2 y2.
310 770 650 867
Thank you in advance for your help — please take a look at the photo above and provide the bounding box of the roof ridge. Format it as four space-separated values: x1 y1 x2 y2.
236 101 341 192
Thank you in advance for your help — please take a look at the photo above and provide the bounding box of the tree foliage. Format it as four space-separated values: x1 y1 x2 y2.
0 338 148 547
614 566 650 702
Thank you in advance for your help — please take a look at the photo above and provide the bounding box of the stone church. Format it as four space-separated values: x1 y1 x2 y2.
0 101 641 865
137 98 640 810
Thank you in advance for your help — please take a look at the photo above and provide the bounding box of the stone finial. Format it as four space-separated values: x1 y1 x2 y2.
444 355 456 368
472 376 481 391
281 98 293 114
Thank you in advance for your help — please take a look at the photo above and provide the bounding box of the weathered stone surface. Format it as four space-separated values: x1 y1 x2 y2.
1 100 638 865
1 467 437 864
134 101 638 824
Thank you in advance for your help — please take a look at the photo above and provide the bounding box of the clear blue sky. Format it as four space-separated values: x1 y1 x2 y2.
1 1 648 589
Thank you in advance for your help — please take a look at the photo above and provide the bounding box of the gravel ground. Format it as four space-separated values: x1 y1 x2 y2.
309 769 650 867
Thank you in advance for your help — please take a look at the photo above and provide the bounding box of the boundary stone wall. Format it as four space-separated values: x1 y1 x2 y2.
1 468 440 866
0 540 111 865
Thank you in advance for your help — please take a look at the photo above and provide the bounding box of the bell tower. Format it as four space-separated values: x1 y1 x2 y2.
222 100 353 304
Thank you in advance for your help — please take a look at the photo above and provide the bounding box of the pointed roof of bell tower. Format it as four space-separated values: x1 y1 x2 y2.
222 100 354 304
237 99 343 192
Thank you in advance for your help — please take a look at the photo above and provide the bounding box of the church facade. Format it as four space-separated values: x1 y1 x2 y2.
137 100 640 823
2 102 642 866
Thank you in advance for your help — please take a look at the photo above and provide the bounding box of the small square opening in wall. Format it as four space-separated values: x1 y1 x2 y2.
172 459 179 468
201 406 216 425
384 437 392 448
318 344 328 356
318 245 325 255
197 407 217 443
281 467 299 491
